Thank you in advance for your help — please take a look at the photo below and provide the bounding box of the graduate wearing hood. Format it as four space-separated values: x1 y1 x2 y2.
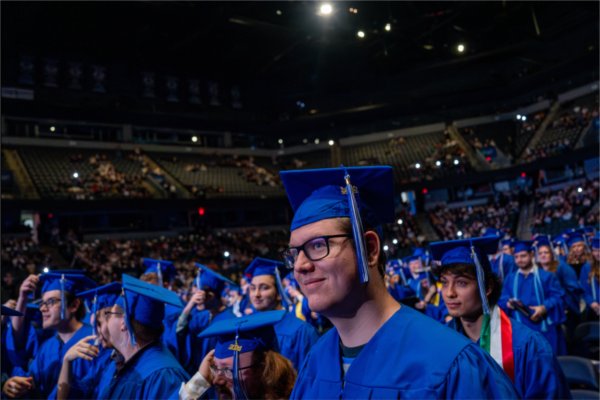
180 310 296 400
583 234 600 317
165 263 236 376
3 272 96 399
431 237 571 399
96 274 189 399
281 166 517 399
244 257 319 371
499 241 567 356
54 282 122 400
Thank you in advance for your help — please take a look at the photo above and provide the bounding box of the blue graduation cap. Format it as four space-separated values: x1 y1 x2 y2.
244 257 292 309
116 274 183 346
430 236 500 315
513 240 533 254
1 306 23 317
552 234 569 254
142 258 176 286
566 233 585 248
280 166 395 284
198 310 286 399
77 282 122 336
194 263 236 295
483 228 502 237
39 272 97 320
500 238 514 247
592 233 600 250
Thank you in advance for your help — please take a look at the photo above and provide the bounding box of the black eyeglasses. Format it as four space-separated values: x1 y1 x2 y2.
103 310 124 318
210 364 257 380
282 234 353 270
39 297 62 309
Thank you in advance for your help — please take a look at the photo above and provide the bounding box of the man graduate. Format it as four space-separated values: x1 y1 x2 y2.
431 236 571 399
280 166 517 399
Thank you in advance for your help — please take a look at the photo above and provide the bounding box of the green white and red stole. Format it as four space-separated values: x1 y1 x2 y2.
479 306 515 382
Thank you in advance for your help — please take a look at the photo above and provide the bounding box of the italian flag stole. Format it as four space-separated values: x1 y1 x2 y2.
479 306 515 382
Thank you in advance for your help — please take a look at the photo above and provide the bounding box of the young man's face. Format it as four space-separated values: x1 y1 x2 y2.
439 271 482 319
536 245 554 265
212 351 260 400
96 307 113 349
40 290 67 329
106 304 126 352
290 218 361 317
249 275 279 312
514 251 533 270
501 245 513 255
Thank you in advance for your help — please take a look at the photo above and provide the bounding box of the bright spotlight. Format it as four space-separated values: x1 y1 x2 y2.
383 245 389 252
516 114 522 120
328 139 335 146
319 3 333 16
577 187 583 193
72 172 79 179
302 138 308 144
357 30 365 39
314 138 320 144
457 230 463 237
457 43 465 53
43 267 50 273
397 219 403 225
435 160 442 167
522 116 527 121
453 159 460 165
392 238 398 245
415 163 421 169
278 138 284 145
50 126 56 132
384 23 391 32
191 136 198 143
223 251 230 258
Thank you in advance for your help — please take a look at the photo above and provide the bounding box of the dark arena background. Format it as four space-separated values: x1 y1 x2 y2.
1 1 599 397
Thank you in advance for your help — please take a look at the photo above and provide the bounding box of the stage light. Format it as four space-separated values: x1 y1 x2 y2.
392 238 398 245
577 187 583 193
303 138 308 144
457 230 463 237
383 245 389 252
223 251 230 258
72 172 79 179
435 160 442 167
457 43 465 53
50 126 56 132
384 23 391 32
276 10 282 16
516 114 522 120
397 219 403 225
328 139 335 146
314 138 320 144
278 138 284 145
318 3 333 16
357 30 365 39
522 116 527 121
453 159 460 165
43 267 50 273
415 163 421 169
191 136 198 143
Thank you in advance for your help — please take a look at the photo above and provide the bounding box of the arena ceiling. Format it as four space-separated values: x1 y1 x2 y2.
2 1 599 138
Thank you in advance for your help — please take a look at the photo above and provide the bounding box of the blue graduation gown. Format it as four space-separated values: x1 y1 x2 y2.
4 319 43 375
583 274 599 307
554 261 584 313
24 323 95 399
291 306 518 399
491 254 516 280
96 342 189 400
274 311 319 371
387 283 416 302
579 261 592 296
499 268 567 355
407 272 428 300
448 314 571 399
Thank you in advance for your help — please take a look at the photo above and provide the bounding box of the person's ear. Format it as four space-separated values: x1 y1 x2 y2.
364 231 381 268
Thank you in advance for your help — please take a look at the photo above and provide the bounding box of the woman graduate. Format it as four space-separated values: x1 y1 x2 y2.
431 236 571 399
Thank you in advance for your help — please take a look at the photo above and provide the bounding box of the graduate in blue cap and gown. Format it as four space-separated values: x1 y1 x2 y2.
96 274 189 399
3 271 96 399
499 241 567 355
484 228 516 281
165 263 236 376
140 258 182 323
565 232 594 294
281 166 517 399
180 310 297 400
53 282 123 400
582 234 600 318
431 236 571 399
386 259 417 303
244 257 319 371
1 306 23 388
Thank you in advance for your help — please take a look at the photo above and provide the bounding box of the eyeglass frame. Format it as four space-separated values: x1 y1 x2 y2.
209 363 257 380
39 297 62 309
103 310 124 318
282 234 353 270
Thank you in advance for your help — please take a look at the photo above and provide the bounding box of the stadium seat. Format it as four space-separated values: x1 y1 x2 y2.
570 389 600 400
572 321 600 360
558 356 600 391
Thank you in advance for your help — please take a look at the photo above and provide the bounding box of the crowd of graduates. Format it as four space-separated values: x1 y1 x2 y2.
1 165 598 399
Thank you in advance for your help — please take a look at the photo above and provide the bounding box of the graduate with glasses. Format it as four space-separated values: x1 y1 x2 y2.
431 236 571 399
3 271 96 399
281 166 517 399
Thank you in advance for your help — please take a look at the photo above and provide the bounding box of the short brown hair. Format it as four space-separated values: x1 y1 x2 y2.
337 218 386 278
254 350 297 399
131 319 164 346
433 263 502 307
65 292 86 321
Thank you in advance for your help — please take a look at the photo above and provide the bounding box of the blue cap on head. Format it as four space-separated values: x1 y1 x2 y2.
142 258 176 285
78 282 122 335
513 240 534 254
533 236 552 248
245 257 292 309
1 306 23 317
403 255 421 265
430 236 500 314
198 309 285 399
116 274 183 345
500 238 514 247
194 263 236 294
39 272 97 320
566 233 585 248
483 228 502 237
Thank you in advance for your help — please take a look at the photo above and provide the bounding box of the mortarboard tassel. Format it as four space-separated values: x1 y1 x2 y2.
121 289 137 346
91 293 98 336
195 269 201 290
156 262 163 287
471 246 490 315
343 167 369 284
232 327 249 400
274 267 292 310
60 274 66 320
